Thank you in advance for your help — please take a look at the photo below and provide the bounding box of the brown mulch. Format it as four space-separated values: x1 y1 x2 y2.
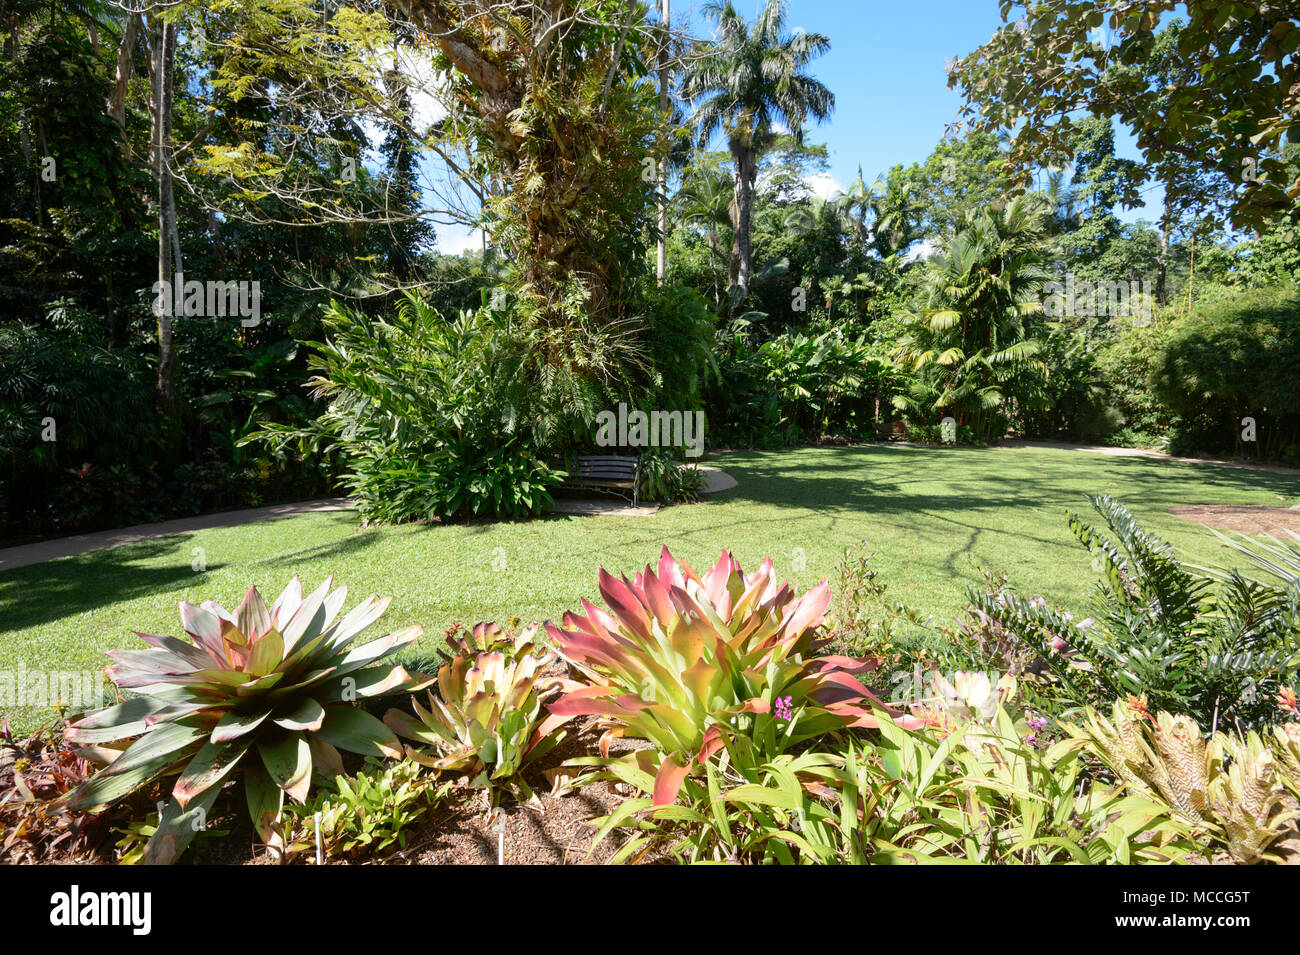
1169 504 1300 537
177 722 658 866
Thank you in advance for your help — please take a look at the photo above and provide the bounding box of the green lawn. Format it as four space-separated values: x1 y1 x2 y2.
3 443 1299 733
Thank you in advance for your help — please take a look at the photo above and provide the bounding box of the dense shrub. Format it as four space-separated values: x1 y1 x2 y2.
706 321 896 447
1153 283 1300 460
262 294 566 523
1091 320 1174 449
0 308 332 539
1022 329 1113 441
636 284 718 412
636 448 708 503
966 496 1300 731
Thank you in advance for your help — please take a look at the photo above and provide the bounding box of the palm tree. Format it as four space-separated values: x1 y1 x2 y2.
682 0 833 298
834 167 875 248
675 169 734 300
892 194 1052 442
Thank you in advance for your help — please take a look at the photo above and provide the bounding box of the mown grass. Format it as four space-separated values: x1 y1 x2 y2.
3 443 1298 732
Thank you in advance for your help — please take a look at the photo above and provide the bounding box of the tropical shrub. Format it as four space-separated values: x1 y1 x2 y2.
705 319 784 448
0 323 155 535
62 576 425 864
588 694 1190 864
637 449 708 504
752 328 891 440
255 293 565 523
1069 699 1300 864
1093 320 1174 449
966 496 1300 729
384 622 572 804
902 421 982 445
891 195 1052 443
706 320 896 447
280 757 450 862
546 547 918 805
1022 328 1112 441
638 284 719 412
1153 282 1300 460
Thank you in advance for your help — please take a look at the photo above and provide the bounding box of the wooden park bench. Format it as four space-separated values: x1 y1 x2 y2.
559 454 642 507
886 420 908 441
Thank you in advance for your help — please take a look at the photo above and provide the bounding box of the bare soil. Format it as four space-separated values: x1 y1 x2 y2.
1169 504 1300 536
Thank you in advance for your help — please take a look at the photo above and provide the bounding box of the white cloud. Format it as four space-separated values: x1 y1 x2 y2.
805 172 845 201
360 48 449 156
435 227 486 255
903 237 939 263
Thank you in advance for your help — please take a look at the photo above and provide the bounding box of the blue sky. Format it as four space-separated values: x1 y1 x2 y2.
681 0 1163 216
432 0 1163 251
686 0 1013 192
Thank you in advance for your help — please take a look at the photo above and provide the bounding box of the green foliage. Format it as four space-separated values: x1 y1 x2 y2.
589 700 1191 864
0 321 152 483
1153 283 1300 460
637 449 707 504
637 285 719 411
968 496 1300 730
892 194 1052 442
280 757 449 862
823 545 907 660
903 422 982 446
63 575 424 864
383 622 571 805
950 2 1299 233
1023 328 1112 441
1093 321 1174 448
707 319 894 446
259 293 565 523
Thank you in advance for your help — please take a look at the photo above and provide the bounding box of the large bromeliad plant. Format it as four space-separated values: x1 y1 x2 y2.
547 547 920 804
384 622 573 804
61 576 427 863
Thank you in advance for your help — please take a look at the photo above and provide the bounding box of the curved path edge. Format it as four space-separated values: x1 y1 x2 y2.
0 499 354 573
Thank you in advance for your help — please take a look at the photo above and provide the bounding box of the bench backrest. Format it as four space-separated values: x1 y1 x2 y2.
572 455 639 479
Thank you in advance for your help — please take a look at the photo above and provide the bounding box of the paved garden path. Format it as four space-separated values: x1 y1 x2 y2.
999 439 1300 476
0 466 740 572
0 499 353 573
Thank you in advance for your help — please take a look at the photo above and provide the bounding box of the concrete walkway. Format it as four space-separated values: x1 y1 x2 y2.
998 439 1300 477
0 499 353 573
0 466 741 572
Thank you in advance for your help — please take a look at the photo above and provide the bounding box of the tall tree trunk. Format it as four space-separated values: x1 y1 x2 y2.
1155 220 1169 307
155 19 179 421
1156 194 1171 307
655 0 669 286
107 15 139 137
729 140 756 296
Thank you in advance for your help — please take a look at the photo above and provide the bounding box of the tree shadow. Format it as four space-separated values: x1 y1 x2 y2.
0 534 222 633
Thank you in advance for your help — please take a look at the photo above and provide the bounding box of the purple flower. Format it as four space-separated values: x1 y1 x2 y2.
774 696 793 721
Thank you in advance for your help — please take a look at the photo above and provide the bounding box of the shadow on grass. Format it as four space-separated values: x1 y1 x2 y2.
711 445 1300 515
0 534 223 633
